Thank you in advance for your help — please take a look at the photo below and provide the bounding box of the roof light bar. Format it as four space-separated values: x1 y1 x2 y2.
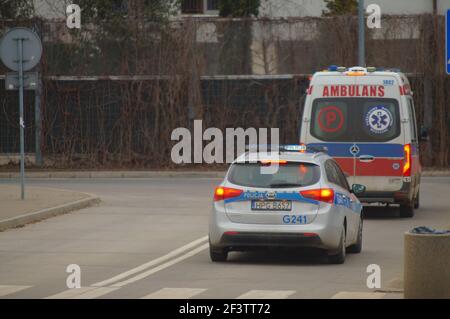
245 145 328 154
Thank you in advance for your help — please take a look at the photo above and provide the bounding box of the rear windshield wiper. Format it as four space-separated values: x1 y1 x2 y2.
269 183 304 188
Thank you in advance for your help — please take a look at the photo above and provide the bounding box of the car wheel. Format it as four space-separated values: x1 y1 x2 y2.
414 191 420 209
400 202 414 218
328 228 346 264
209 244 228 262
347 217 363 254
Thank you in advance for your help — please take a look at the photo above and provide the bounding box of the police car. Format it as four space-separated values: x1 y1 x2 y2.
209 145 365 264
300 66 425 218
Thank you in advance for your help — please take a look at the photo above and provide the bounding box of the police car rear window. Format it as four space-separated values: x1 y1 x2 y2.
310 98 400 142
228 162 320 188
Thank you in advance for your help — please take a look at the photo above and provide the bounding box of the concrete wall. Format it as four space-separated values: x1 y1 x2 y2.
260 0 450 17
32 0 450 19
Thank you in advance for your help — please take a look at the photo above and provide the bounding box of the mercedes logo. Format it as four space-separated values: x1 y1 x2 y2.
350 144 360 156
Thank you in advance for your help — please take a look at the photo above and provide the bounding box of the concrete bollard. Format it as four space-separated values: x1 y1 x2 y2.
404 231 450 299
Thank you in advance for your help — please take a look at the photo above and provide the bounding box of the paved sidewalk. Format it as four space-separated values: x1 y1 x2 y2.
0 185 99 231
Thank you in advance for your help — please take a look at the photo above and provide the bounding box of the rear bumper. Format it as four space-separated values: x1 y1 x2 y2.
359 181 413 204
209 203 347 251
220 232 322 249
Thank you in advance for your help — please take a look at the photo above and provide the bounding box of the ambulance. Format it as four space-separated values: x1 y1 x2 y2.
299 66 425 218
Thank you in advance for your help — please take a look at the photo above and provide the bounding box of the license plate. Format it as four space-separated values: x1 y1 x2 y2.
251 200 292 211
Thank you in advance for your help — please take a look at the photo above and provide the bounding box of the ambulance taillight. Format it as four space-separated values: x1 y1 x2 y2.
403 144 412 177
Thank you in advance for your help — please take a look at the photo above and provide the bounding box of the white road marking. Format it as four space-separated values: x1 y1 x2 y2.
73 287 119 299
93 236 208 287
45 287 119 299
0 285 31 297
142 288 206 299
331 291 386 299
111 243 209 287
236 290 296 299
45 287 98 299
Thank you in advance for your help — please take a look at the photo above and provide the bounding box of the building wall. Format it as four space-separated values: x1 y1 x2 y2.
32 0 450 19
260 0 450 17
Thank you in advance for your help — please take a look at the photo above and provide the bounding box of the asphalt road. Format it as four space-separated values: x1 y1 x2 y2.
0 177 449 299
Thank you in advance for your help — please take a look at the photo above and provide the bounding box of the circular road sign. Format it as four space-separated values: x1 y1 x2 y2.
0 27 42 72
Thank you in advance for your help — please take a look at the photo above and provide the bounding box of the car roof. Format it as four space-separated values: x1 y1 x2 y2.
233 151 330 164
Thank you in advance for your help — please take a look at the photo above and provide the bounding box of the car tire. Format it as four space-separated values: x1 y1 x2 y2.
209 244 228 262
328 228 346 264
347 217 363 254
400 202 414 218
414 191 420 209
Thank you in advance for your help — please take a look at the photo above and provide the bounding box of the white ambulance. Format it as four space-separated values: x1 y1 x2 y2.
300 66 425 218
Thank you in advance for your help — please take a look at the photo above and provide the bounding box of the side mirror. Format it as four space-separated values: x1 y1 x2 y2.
419 127 429 142
351 184 366 195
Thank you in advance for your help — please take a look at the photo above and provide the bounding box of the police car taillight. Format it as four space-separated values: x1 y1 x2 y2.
403 144 412 177
301 188 334 204
214 187 243 202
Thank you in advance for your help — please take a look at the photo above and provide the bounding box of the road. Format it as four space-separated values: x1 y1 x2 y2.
0 177 449 299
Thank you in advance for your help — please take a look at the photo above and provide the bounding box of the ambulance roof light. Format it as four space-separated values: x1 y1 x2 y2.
348 66 367 72
328 65 338 71
328 65 346 72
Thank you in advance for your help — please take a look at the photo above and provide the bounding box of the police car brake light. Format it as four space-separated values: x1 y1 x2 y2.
214 187 243 202
260 160 287 165
301 188 334 204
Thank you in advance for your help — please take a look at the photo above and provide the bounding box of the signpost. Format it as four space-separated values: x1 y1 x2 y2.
358 0 365 66
0 27 42 200
446 9 450 75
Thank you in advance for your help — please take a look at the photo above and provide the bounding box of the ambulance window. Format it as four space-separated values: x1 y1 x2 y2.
407 99 418 142
310 98 400 142
310 100 350 142
361 100 400 142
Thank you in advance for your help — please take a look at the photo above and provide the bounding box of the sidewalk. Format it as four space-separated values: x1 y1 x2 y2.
0 185 100 231
0 170 227 179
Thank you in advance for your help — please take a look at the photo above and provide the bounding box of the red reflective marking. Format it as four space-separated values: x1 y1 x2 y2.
224 231 239 235
302 233 318 237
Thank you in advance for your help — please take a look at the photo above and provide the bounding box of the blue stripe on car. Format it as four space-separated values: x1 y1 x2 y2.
308 143 404 158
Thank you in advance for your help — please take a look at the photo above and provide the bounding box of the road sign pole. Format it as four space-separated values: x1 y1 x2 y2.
1 28 43 201
35 73 43 166
446 9 450 74
358 0 365 66
17 38 25 200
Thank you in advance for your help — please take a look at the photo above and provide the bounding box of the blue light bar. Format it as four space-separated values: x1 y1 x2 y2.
245 144 328 154
328 65 338 71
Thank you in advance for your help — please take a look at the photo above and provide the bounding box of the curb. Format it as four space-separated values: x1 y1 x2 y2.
0 171 227 179
422 171 450 177
0 195 101 232
0 170 449 179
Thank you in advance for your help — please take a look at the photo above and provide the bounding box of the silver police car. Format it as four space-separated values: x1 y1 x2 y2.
209 145 365 264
